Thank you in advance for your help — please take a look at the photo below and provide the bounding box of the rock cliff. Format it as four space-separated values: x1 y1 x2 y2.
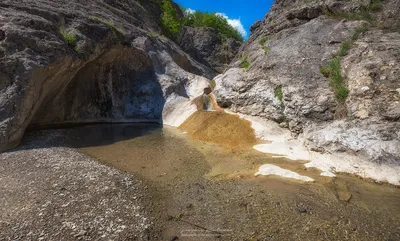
0 0 214 152
215 0 400 178
177 26 242 73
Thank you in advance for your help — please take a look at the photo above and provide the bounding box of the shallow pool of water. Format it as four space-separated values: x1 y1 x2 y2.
65 123 400 240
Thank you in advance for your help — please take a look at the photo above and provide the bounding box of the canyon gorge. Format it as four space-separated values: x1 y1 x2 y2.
0 0 399 240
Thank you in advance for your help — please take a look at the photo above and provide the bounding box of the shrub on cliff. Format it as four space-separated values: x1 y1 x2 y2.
62 31 77 47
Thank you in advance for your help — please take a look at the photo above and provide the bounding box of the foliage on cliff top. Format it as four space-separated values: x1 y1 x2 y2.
160 1 244 42
182 10 244 42
160 0 181 39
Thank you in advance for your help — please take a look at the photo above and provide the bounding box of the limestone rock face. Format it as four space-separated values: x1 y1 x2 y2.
0 0 215 152
215 0 400 166
216 17 359 130
177 26 242 73
342 30 400 122
304 29 400 164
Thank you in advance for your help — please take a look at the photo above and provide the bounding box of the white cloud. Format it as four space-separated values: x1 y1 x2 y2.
185 8 195 14
216 13 247 38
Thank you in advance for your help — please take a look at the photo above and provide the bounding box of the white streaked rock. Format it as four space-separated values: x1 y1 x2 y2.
253 141 310 161
320 171 336 177
255 164 314 182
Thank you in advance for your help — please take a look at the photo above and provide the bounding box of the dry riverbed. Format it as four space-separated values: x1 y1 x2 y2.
0 124 399 241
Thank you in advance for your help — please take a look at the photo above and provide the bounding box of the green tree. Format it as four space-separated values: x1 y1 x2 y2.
161 0 181 38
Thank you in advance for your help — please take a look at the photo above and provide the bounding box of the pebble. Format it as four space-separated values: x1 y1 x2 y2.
170 236 179 241
296 206 307 213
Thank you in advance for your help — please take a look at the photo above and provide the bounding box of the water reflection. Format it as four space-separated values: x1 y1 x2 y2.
66 123 163 148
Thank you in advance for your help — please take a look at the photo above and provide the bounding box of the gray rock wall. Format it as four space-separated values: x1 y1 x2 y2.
177 26 242 73
0 0 215 152
216 0 400 165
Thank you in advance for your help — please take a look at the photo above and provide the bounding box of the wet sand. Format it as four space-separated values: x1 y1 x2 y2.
179 111 258 149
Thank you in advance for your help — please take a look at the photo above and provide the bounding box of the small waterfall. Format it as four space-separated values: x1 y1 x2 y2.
202 87 213 111
193 87 222 112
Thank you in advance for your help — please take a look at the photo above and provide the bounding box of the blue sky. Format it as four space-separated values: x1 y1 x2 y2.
174 0 274 39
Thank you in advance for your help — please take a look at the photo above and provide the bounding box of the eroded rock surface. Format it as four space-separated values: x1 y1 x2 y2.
177 26 242 73
0 0 215 152
215 0 400 174
305 30 400 164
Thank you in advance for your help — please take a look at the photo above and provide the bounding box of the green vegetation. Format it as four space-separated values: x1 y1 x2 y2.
352 24 370 41
327 58 343 88
259 36 269 45
335 86 350 103
321 57 349 103
59 19 77 48
325 0 382 24
89 16 123 34
326 10 373 22
274 86 284 107
182 10 244 42
370 0 381 11
160 0 181 39
262 46 270 55
320 66 330 78
319 21 370 105
147 31 161 39
335 24 370 57
240 55 250 70
338 40 352 57
220 39 231 63
158 2 244 41
62 31 77 47
259 36 271 55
